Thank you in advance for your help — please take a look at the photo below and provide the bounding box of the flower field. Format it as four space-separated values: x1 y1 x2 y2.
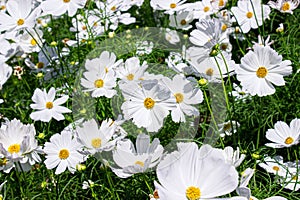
0 0 299 199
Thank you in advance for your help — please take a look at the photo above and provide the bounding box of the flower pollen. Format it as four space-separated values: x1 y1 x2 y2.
246 11 253 18
206 68 214 76
256 66 268 78
144 97 155 109
203 6 210 12
186 186 201 200
170 3 177 8
174 93 184 103
59 149 70 160
281 2 290 11
180 19 187 25
30 38 37 46
135 160 144 167
285 137 294 145
273 166 280 171
126 73 135 81
45 102 54 109
8 144 21 154
63 0 70 3
94 79 104 88
17 19 25 26
91 138 102 148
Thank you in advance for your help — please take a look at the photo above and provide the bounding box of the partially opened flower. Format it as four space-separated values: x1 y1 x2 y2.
30 87 71 122
265 118 300 148
258 156 287 177
236 45 292 97
218 120 240 137
169 11 193 30
268 0 300 14
154 143 240 199
279 162 300 191
76 118 126 155
110 133 164 178
44 130 85 174
0 119 41 172
222 146 245 167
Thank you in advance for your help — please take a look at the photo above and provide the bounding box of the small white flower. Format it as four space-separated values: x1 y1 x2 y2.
30 87 71 122
110 133 164 178
236 45 292 97
268 0 300 14
169 11 193 30
265 118 300 148
276 23 284 32
162 74 203 122
258 156 287 177
76 118 126 155
82 180 95 189
218 120 240 137
44 130 85 174
165 28 180 44
0 62 12 90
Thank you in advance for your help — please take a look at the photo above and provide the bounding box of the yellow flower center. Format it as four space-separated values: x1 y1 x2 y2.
94 79 104 88
219 0 225 7
170 3 177 8
281 2 290 11
126 73 135 81
45 102 54 109
221 24 227 32
203 6 210 12
256 66 268 78
144 97 155 109
246 12 253 18
1 5 6 10
292 175 298 181
36 62 44 69
186 186 201 200
135 160 144 167
91 138 102 148
8 144 21 154
174 93 184 103
82 25 87 30
206 68 214 76
17 19 25 26
63 0 70 3
59 149 70 160
180 19 187 25
111 6 116 11
273 166 280 171
30 38 37 46
223 122 231 131
285 137 294 144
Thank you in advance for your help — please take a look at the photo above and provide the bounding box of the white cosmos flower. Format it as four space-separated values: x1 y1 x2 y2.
236 45 292 97
116 57 148 84
222 146 245 168
268 0 300 14
218 120 240 137
44 130 85 174
231 0 271 33
162 74 203 122
165 28 180 45
0 119 41 172
150 0 187 14
30 87 71 122
110 133 164 178
17 28 44 53
120 81 176 132
76 118 126 155
154 143 240 199
258 156 287 177
41 0 87 17
169 11 193 30
185 0 218 19
265 118 300 148
0 62 12 90
279 162 300 191
0 0 40 33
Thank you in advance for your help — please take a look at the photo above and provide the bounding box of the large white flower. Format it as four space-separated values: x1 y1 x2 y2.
268 0 300 14
154 143 240 199
231 0 271 33
265 118 300 148
121 81 176 132
0 0 40 33
0 119 41 172
162 74 203 122
110 133 164 178
44 130 85 174
41 0 87 17
235 45 292 97
30 87 71 122
150 0 187 14
76 118 126 155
